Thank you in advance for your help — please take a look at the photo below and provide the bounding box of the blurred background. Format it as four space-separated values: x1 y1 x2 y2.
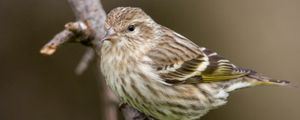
0 0 300 120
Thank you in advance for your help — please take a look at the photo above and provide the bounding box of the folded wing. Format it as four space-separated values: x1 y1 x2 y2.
147 27 253 84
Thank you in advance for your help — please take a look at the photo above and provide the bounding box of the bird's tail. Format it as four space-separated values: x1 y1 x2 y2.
223 72 295 93
247 72 295 87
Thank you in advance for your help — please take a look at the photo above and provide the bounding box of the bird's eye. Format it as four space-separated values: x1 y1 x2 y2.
127 25 135 32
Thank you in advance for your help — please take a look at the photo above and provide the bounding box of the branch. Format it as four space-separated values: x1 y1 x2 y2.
75 47 94 74
40 21 89 55
40 0 148 120
40 29 73 55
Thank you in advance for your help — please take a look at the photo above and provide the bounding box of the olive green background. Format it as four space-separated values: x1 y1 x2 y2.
1 0 299 120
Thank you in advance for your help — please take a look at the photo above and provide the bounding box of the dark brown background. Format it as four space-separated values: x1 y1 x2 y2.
0 0 299 120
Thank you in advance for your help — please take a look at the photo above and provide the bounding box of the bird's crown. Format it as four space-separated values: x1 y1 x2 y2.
106 7 150 28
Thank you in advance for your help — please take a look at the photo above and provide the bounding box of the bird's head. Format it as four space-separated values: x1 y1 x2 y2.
101 7 161 52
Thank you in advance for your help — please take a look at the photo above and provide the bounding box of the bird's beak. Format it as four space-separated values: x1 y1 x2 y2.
101 28 116 42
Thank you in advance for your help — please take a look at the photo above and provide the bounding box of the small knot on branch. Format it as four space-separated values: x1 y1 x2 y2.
65 21 88 32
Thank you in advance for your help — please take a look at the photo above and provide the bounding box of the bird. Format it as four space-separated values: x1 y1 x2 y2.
98 7 290 120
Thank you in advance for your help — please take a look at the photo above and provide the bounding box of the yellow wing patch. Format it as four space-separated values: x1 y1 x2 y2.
200 47 253 82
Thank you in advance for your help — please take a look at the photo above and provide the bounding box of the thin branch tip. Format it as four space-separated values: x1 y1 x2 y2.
40 30 74 55
40 45 57 55
40 21 90 56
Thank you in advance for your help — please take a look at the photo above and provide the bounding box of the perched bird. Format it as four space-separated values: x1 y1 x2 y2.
99 7 290 120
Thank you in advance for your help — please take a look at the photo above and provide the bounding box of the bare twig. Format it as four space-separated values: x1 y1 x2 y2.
40 21 90 55
75 48 95 75
40 0 148 120
40 29 74 55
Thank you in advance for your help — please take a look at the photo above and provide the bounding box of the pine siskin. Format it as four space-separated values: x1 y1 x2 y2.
98 7 290 120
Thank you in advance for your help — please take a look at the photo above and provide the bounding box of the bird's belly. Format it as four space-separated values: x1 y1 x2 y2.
114 81 214 120
100 58 228 120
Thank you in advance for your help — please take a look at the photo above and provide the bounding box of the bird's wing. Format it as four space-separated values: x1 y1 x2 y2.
146 27 253 84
